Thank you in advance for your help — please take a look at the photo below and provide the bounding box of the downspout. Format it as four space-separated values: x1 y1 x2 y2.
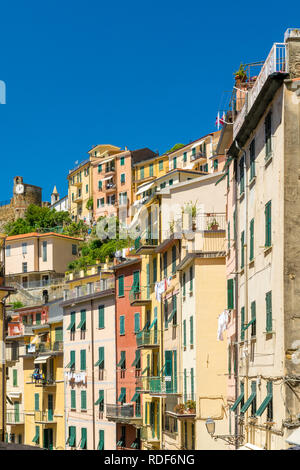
1 292 10 442
91 297 95 450
235 141 249 446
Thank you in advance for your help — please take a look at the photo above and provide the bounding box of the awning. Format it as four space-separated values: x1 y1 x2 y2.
168 309 176 324
98 156 115 166
117 390 126 403
141 366 149 375
231 388 245 411
255 382 272 417
131 350 141 367
30 336 40 345
101 175 114 181
238 443 264 451
32 429 40 444
148 318 157 330
66 318 75 331
136 181 154 196
97 438 104 450
8 392 21 399
131 389 141 402
286 427 300 446
34 355 51 364
95 394 104 406
77 318 86 330
240 390 256 413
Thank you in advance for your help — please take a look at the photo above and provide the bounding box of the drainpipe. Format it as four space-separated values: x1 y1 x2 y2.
235 141 249 445
91 298 95 450
1 292 10 442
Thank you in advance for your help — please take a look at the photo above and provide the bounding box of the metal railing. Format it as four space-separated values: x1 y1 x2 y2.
136 329 160 348
6 412 24 424
34 410 55 423
63 278 114 300
69 158 90 175
106 404 134 419
233 43 287 138
137 376 177 394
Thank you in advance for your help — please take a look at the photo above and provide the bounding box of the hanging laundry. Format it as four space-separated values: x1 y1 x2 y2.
217 310 229 341
155 280 166 302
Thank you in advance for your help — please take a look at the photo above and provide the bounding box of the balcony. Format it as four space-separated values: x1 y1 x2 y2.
136 329 159 349
190 151 206 163
6 412 24 425
34 410 56 424
69 158 90 175
134 228 159 254
233 43 287 139
140 426 160 446
74 193 83 203
129 287 151 307
106 404 142 425
137 376 178 395
63 278 114 301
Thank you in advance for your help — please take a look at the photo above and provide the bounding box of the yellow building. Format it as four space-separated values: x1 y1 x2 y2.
20 300 65 450
68 158 93 224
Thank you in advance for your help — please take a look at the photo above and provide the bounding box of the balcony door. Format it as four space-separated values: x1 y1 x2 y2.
43 428 53 450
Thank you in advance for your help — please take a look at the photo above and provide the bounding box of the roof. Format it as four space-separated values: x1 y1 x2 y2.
6 232 82 242
130 148 158 164
111 258 141 271
165 130 221 157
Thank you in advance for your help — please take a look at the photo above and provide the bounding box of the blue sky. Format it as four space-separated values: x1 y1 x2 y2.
0 0 297 202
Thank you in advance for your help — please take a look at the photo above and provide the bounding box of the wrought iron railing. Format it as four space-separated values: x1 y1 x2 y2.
106 404 134 419
136 329 159 348
6 411 24 424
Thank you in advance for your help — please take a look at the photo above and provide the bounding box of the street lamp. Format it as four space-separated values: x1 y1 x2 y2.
205 417 244 447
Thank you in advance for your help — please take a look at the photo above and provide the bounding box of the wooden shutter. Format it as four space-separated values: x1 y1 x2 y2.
34 393 39 411
98 305 104 329
190 316 194 345
120 315 125 335
80 349 86 371
71 390 76 409
118 276 124 297
183 319 186 347
265 201 272 247
134 313 140 333
241 307 245 341
227 279 234 309
241 231 245 268
266 291 272 332
81 390 87 410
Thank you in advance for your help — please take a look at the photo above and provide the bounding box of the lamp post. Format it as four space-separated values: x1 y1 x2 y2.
205 417 244 447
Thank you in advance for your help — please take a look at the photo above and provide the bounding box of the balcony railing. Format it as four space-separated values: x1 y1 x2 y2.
233 43 287 138
34 410 55 423
136 329 159 348
63 278 114 301
134 228 159 252
190 151 206 162
106 404 134 420
69 158 90 175
137 376 177 394
6 412 24 425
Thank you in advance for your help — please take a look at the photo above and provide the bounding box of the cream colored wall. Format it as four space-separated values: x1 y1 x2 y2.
51 237 81 274
195 257 228 450
236 88 286 449
5 239 37 275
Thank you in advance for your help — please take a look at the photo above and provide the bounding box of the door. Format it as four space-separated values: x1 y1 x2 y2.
48 394 53 422
43 428 53 450
14 402 19 423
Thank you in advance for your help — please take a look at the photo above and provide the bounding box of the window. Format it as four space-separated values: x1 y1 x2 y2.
98 164 102 173
86 184 88 193
6 245 11 257
120 315 125 335
265 111 272 160
34 393 39 411
159 160 163 171
120 173 125 184
249 219 254 261
149 163 153 177
98 430 104 450
183 152 187 163
173 157 177 169
68 426 76 447
153 257 157 283
77 310 86 332
241 231 245 269
13 369 18 387
251 301 256 337
98 305 105 329
250 139 255 180
120 156 125 166
163 252 167 278
140 167 144 179
95 347 105 370
32 426 40 445
172 245 176 274
80 349 86 371
266 291 272 332
67 350 75 370
134 313 140 334
183 319 186 347
189 266 193 293
184 369 187 402
42 241 47 262
36 313 41 325
81 390 87 411
22 262 27 273
239 157 245 195
169 179 173 186
72 244 77 255
22 243 27 255
190 316 194 346
118 275 124 297
203 163 208 172
71 390 76 410
213 159 218 170
117 351 126 370
241 307 245 341
183 272 186 297
80 428 87 449
265 201 272 248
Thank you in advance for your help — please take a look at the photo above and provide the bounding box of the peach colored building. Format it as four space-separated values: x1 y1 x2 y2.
62 277 116 450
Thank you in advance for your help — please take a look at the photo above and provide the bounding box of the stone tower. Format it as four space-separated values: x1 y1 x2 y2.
51 186 59 206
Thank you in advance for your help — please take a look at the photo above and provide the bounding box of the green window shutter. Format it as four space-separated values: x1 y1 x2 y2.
118 275 124 297
250 219 254 261
173 157 177 169
80 428 87 449
250 139 255 179
213 159 218 170
265 112 272 159
233 210 236 241
98 430 104 450
190 316 194 346
163 252 168 278
140 167 144 179
240 157 244 194
266 291 272 332
251 301 256 337
183 272 186 297
69 426 76 447
231 382 245 411
172 245 176 274
228 222 230 250
153 257 157 283
81 390 87 410
98 305 104 329
55 327 63 342
183 152 187 162
241 307 245 341
184 369 187 402
145 401 148 424
95 346 105 368
71 390 76 409
241 381 257 414
98 180 102 190
159 160 163 171
189 266 193 292
149 163 153 176
191 368 194 400
134 313 140 334
256 381 272 417
77 309 86 330
70 350 75 369
120 156 125 166
120 315 125 335
13 369 18 387
265 201 272 247
67 311 76 331
146 263 150 299
80 349 86 371
98 164 102 173
34 393 39 411
183 319 186 347
241 231 245 269
36 313 41 325
121 173 125 184
227 279 234 309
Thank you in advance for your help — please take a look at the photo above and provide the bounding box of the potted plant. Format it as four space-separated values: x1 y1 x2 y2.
169 219 175 235
234 63 247 83
184 201 198 231
174 403 185 414
185 400 196 414
208 218 219 230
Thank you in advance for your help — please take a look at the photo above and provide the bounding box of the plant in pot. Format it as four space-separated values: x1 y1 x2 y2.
185 400 196 414
174 403 185 414
169 219 175 235
208 218 219 230
184 201 198 231
234 63 247 83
